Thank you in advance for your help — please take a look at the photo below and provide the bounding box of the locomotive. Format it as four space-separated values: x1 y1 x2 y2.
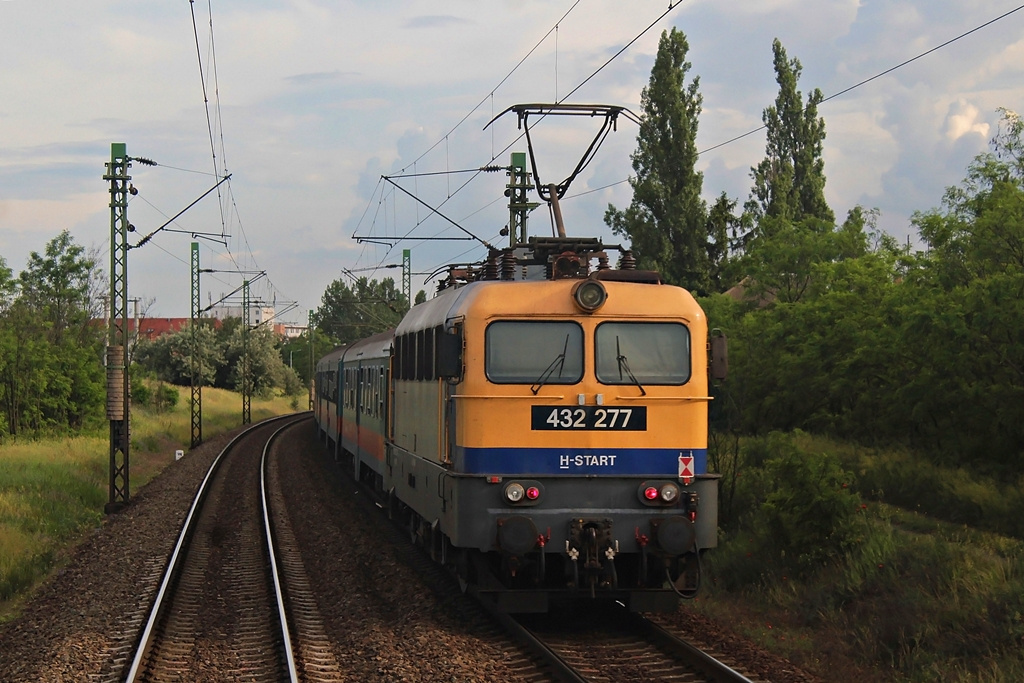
314 236 725 612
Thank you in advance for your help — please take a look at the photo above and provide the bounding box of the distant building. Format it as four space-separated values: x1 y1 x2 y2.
95 317 222 342
275 322 308 339
208 304 277 326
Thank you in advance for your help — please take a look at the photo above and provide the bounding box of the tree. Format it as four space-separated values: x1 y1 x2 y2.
899 108 1024 470
746 39 833 229
0 231 105 433
604 28 712 294
18 230 98 347
706 192 743 291
135 322 224 387
313 276 407 345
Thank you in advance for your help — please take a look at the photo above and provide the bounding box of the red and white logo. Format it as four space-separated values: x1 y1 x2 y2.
678 452 694 485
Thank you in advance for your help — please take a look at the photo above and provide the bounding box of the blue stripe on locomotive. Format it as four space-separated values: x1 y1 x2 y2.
456 447 707 476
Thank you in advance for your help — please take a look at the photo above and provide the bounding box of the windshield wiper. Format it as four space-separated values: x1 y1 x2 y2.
616 336 646 396
531 333 569 395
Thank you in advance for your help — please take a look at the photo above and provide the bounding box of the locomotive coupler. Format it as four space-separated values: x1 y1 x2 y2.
567 519 617 593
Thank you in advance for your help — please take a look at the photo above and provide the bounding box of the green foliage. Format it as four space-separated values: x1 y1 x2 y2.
134 322 223 386
222 323 296 397
732 433 863 576
704 432 1024 680
133 318 304 398
716 108 1024 471
278 330 334 389
603 28 717 294
313 276 406 345
746 39 833 226
0 388 298 616
0 231 105 437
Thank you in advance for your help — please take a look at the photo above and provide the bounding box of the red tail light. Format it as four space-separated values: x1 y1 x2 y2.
644 486 659 500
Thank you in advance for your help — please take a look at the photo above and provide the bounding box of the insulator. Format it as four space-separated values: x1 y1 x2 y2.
501 249 517 280
484 251 499 280
106 346 125 420
597 254 610 270
619 250 636 270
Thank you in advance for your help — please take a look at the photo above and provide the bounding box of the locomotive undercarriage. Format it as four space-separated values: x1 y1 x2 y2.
391 495 702 613
331 441 712 613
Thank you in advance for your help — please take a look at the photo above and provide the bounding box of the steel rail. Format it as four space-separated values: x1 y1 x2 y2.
260 419 302 683
626 610 757 683
480 604 589 683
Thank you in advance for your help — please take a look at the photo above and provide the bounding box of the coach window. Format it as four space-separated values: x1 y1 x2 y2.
485 321 584 384
595 322 691 385
363 367 370 414
371 365 379 417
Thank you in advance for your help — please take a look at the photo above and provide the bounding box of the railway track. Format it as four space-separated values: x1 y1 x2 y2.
124 414 337 682
483 600 761 683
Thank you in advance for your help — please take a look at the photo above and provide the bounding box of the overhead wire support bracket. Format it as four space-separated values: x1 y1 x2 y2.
131 174 232 249
353 175 494 250
484 103 638 202
356 236 475 245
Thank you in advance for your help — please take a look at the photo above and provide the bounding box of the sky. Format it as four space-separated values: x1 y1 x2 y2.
1 0 1022 322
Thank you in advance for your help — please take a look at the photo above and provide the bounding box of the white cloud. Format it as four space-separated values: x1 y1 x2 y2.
944 99 990 142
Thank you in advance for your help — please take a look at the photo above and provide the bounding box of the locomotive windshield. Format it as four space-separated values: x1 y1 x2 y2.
595 322 690 385
486 321 584 384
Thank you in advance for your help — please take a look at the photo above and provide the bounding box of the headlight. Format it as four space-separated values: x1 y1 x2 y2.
504 483 525 503
572 279 607 312
659 483 680 503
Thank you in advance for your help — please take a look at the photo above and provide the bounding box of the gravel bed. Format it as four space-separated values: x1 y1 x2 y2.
278 423 529 682
0 417 820 682
0 427 237 682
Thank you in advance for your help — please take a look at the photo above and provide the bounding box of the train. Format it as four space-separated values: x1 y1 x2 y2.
314 236 725 612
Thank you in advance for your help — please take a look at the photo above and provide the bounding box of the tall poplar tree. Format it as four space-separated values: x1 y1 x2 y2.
747 39 833 227
604 28 712 294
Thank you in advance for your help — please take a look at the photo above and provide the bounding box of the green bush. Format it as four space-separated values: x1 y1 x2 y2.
757 435 863 573
153 383 178 411
719 432 864 581
130 371 151 407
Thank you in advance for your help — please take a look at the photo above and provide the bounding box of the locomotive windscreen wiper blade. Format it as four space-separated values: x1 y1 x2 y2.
616 336 647 396
530 333 569 395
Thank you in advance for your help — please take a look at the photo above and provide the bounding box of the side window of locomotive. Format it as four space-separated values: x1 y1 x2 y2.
394 336 404 380
485 321 584 384
595 322 691 385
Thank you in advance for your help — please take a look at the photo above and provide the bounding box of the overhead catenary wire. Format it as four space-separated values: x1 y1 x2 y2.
697 2 1024 157
354 1 684 269
184 0 299 319
354 2 1024 298
564 2 1024 201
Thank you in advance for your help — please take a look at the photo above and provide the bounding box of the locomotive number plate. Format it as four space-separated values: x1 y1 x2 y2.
531 405 647 431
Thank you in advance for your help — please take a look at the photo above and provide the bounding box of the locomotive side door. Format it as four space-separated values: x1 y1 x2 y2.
438 320 464 466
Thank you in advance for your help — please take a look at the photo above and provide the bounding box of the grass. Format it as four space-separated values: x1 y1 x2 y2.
0 385 299 620
700 431 1024 681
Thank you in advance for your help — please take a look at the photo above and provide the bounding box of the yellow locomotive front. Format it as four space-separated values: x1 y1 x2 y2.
384 241 721 611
